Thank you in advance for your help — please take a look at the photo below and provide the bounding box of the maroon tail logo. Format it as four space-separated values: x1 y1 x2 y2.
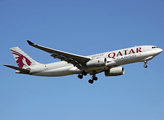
11 50 32 68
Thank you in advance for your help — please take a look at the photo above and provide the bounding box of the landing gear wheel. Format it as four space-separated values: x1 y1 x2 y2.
144 61 148 68
88 79 94 84
82 71 87 76
78 74 83 79
93 76 98 81
144 64 148 68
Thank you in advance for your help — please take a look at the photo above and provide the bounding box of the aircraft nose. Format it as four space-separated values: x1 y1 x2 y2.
158 48 163 53
153 48 163 56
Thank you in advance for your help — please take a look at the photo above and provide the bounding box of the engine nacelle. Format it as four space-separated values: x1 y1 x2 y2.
105 67 125 76
86 58 106 67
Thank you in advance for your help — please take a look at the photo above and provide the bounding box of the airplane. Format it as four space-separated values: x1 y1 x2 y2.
4 40 163 84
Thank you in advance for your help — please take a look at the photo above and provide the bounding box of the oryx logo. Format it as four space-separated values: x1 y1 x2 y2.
11 50 32 68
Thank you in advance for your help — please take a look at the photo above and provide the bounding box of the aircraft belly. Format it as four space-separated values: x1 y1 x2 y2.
85 66 108 74
33 66 74 77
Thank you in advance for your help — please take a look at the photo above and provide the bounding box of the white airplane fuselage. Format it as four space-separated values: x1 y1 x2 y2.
4 41 162 84
24 45 162 77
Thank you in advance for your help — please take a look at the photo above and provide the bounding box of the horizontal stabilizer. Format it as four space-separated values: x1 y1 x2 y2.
4 65 30 73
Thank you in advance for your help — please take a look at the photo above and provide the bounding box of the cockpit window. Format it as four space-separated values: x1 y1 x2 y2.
152 46 157 49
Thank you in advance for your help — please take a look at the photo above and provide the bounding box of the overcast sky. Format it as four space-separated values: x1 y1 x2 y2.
1 0 164 120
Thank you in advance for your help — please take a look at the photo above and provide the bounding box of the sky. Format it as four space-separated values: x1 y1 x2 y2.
0 0 164 120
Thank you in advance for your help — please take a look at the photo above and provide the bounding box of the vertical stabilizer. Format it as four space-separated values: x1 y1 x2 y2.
10 47 40 68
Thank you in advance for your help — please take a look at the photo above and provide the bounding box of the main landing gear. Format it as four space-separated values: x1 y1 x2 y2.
144 61 148 68
78 71 87 79
77 72 98 84
78 74 83 79
88 74 98 84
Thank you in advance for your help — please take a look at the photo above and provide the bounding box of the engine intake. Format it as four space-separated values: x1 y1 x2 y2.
105 67 124 76
86 58 106 67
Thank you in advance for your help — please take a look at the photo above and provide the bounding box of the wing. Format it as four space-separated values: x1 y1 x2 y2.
27 40 91 69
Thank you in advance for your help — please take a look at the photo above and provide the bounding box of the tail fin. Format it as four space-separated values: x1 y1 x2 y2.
10 47 40 68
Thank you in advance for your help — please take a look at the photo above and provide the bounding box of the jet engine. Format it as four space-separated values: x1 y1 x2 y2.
105 67 124 76
86 58 106 67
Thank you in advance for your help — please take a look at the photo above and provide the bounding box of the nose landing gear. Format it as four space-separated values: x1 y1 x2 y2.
144 61 148 68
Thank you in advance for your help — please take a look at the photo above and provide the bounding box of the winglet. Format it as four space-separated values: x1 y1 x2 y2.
27 40 34 45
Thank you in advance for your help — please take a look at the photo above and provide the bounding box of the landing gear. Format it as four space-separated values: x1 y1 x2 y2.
88 74 98 84
88 79 94 84
78 74 83 79
144 64 147 68
77 71 87 79
92 76 98 81
144 61 148 68
78 72 98 84
82 71 87 76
